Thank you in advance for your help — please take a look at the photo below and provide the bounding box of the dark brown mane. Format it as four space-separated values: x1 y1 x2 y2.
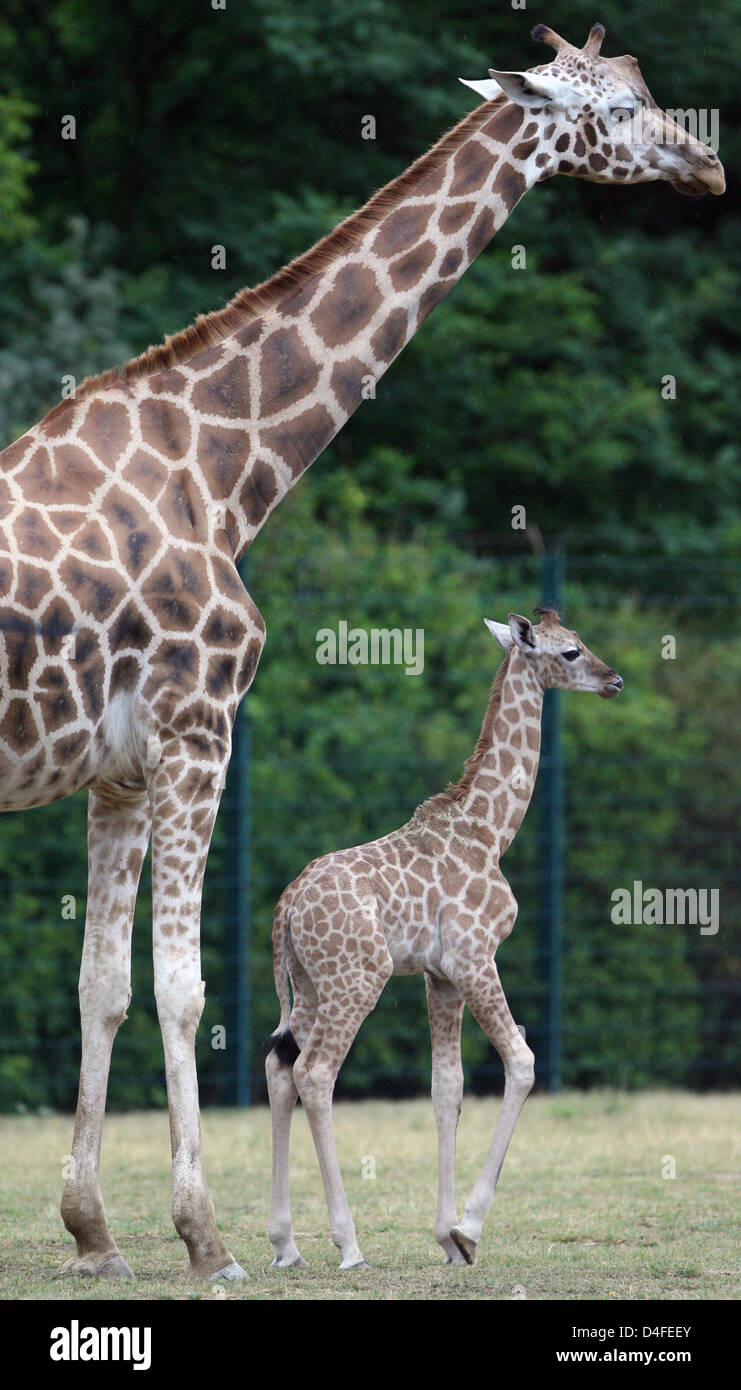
41 95 504 426
414 647 512 821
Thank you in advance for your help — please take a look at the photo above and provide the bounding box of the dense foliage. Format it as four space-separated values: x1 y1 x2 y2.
0 0 737 1108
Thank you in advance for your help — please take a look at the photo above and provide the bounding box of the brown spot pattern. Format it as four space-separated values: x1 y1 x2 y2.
192 356 252 419
261 405 336 478
372 205 433 258
78 400 131 463
311 265 382 348
258 328 321 417
140 399 192 461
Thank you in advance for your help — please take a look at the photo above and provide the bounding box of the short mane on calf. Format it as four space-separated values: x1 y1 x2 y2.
414 649 513 820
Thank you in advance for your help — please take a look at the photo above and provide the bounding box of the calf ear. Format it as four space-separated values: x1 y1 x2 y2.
488 68 588 108
508 613 537 650
459 76 505 102
484 618 513 650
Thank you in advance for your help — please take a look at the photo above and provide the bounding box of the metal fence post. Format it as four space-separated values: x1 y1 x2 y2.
538 550 564 1091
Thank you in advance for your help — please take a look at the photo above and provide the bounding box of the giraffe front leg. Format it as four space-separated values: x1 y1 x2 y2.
61 791 151 1279
446 956 534 1265
425 973 467 1264
149 739 245 1281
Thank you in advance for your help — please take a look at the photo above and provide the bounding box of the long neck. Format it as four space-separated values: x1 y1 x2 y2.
176 97 543 558
458 647 545 856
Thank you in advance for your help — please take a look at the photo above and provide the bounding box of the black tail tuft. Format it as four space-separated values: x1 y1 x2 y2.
261 1028 301 1066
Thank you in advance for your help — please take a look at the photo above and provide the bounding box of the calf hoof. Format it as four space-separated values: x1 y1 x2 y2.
62 1252 134 1280
450 1226 477 1265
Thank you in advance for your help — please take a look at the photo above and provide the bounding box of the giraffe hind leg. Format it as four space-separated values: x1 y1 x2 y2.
266 980 316 1268
150 737 245 1280
293 958 391 1269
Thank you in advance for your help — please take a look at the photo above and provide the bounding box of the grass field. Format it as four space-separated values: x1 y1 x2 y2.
1 1091 739 1300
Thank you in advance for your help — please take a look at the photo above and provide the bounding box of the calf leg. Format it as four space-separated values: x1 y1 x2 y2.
425 973 466 1264
293 945 391 1268
266 971 317 1267
447 958 534 1264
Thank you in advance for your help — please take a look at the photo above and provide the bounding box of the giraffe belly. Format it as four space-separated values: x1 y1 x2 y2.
0 614 145 813
0 728 97 811
0 590 104 807
383 907 443 977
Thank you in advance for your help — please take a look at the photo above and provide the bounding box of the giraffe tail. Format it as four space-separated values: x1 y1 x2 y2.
260 892 300 1066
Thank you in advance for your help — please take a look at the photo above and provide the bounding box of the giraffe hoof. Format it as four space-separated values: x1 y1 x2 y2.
444 1248 470 1266
272 1254 308 1268
62 1252 135 1279
340 1256 370 1270
211 1260 247 1281
450 1227 477 1265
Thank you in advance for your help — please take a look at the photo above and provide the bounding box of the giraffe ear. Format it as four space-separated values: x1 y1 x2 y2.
484 618 513 650
487 69 588 109
459 76 505 102
508 613 537 650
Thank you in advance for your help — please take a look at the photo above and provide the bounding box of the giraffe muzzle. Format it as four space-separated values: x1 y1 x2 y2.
671 158 726 198
599 674 624 700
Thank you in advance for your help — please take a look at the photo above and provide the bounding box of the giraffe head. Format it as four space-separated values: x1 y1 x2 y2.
461 22 724 197
485 608 623 699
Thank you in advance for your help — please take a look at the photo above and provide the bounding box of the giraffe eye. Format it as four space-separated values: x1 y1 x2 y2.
610 103 635 120
562 649 581 662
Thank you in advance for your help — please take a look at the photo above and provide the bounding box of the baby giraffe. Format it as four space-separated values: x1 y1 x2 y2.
263 608 622 1268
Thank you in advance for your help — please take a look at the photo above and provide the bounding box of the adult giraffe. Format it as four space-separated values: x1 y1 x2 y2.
0 22 724 1280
